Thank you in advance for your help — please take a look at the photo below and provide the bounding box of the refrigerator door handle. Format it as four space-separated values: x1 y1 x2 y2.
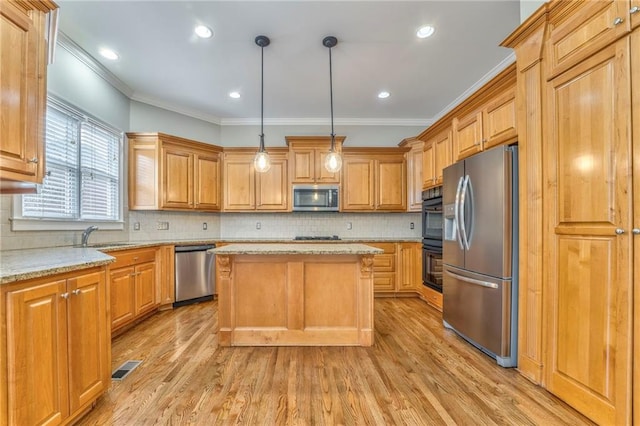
454 176 465 250
459 175 470 250
445 269 499 289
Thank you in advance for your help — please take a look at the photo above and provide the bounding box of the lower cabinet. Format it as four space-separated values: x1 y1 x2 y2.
0 267 110 426
370 242 421 296
420 286 443 311
158 245 175 308
108 247 159 335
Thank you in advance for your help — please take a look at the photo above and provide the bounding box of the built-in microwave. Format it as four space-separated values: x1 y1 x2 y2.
292 184 339 212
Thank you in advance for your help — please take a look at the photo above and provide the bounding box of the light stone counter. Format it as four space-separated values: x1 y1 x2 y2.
209 243 384 256
0 248 115 285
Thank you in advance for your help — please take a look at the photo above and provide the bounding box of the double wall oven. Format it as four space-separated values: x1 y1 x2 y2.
422 186 443 292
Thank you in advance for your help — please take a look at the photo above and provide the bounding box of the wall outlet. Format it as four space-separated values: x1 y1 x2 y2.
133 222 140 231
410 222 414 229
256 222 261 230
346 222 352 230
202 222 208 230
157 221 169 230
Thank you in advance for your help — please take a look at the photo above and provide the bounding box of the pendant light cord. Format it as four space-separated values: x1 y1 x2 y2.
329 46 335 152
259 44 265 152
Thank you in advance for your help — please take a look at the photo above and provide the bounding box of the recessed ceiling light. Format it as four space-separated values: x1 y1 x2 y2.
378 91 390 99
99 48 119 60
416 26 435 39
195 25 213 39
229 91 241 99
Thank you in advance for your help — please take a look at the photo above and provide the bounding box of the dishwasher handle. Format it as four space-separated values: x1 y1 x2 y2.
174 244 215 253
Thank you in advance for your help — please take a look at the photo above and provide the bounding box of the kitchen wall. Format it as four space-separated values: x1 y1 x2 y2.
520 0 545 23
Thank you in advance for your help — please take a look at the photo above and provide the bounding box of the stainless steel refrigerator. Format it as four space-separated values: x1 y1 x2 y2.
442 145 518 367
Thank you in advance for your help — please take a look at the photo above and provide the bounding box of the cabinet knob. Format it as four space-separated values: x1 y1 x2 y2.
613 17 624 25
27 157 39 164
133 256 139 261
61 292 69 299
632 228 640 235
72 289 81 295
615 228 625 235
630 6 639 14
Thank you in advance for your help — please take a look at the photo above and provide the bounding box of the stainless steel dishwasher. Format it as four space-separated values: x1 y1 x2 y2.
174 244 215 307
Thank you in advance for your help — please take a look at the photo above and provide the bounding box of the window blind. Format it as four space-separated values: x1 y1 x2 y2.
22 98 122 221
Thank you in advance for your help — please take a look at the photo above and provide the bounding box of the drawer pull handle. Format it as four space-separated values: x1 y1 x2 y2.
133 256 139 261
27 157 39 164
613 17 624 26
630 6 639 14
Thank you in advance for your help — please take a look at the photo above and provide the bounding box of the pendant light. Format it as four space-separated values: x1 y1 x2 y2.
254 35 271 173
323 36 342 173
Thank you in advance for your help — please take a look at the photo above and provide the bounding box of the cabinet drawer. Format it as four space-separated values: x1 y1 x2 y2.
110 248 157 269
368 242 396 253
374 273 395 292
373 254 395 272
422 286 443 311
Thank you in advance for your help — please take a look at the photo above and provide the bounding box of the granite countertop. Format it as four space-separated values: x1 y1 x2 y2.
210 243 384 255
0 248 115 285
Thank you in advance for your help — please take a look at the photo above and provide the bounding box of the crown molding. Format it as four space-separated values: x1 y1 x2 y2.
221 117 432 127
129 94 223 125
57 32 134 98
431 52 516 123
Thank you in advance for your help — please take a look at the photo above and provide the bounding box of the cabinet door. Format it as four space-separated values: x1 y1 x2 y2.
398 243 420 292
453 111 483 161
194 152 221 210
162 146 193 209
223 155 255 210
433 129 452 186
376 157 406 211
67 271 108 413
632 27 640 422
291 148 315 183
422 141 435 189
128 139 159 210
4 279 69 425
110 267 136 331
256 156 288 210
407 145 423 212
632 0 640 30
341 158 375 210
316 149 341 183
159 245 175 306
483 88 517 150
0 2 47 181
544 39 631 426
135 262 157 316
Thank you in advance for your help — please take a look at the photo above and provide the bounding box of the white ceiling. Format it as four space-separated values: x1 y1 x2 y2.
56 1 521 126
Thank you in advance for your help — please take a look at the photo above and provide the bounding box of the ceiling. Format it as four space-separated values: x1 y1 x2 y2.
56 1 521 126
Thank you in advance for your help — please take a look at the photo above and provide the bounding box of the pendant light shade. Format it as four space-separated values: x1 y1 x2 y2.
254 35 271 173
323 36 342 173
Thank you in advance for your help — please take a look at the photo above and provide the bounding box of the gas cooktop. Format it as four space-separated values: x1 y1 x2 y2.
293 235 341 241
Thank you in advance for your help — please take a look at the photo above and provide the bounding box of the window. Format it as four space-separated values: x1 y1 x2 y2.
13 97 123 230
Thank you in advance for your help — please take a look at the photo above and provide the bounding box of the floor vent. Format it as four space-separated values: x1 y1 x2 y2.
111 360 142 381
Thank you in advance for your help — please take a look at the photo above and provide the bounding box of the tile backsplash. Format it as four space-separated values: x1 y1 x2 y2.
1 192 420 251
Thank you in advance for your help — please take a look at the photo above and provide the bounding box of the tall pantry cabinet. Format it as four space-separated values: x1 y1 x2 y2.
504 1 639 424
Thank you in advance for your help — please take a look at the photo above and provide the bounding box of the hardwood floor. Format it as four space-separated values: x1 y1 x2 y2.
78 298 593 425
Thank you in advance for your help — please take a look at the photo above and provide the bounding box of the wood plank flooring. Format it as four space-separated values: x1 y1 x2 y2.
78 298 593 425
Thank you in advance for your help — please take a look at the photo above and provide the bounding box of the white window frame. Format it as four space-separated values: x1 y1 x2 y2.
11 96 125 231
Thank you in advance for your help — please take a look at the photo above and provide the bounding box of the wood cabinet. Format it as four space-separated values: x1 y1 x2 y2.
158 245 175 308
108 247 159 335
0 267 109 426
421 285 443 311
422 128 452 189
502 1 640 424
0 0 57 186
397 242 421 292
370 242 397 293
342 148 407 212
127 132 223 212
452 84 517 162
286 136 344 184
399 137 423 212
369 242 421 295
222 148 289 211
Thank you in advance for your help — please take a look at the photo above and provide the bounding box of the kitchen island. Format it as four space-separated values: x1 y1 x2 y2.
210 243 383 347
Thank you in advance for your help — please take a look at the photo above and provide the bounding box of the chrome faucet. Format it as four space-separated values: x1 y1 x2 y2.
81 225 99 247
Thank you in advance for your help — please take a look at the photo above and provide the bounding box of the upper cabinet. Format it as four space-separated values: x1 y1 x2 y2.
286 136 344 184
421 127 452 189
223 148 289 212
452 83 517 162
399 137 423 212
127 132 223 212
0 0 58 185
342 148 407 212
